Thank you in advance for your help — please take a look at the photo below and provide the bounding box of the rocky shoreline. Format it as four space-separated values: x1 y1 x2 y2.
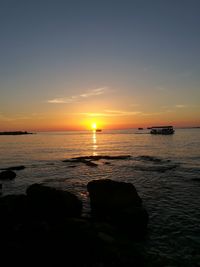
0 131 34 135
0 178 148 267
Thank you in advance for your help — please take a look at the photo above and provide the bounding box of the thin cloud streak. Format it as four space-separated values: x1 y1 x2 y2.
175 104 187 108
73 109 176 118
47 87 108 104
75 109 142 117
105 110 142 116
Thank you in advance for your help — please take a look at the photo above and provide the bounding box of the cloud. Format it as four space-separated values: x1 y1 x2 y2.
47 87 107 104
76 109 142 117
48 98 77 104
78 113 109 117
175 104 187 108
104 110 142 116
141 112 165 116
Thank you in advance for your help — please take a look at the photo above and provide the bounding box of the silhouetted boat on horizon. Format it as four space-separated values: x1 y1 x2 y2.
150 126 175 135
95 129 102 132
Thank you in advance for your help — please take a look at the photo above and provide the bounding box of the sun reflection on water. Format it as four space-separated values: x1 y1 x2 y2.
92 130 98 156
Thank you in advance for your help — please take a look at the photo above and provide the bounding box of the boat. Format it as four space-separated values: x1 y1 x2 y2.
95 129 102 132
150 126 175 135
138 127 143 130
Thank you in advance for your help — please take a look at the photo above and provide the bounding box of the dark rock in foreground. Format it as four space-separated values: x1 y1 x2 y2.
0 170 16 180
0 182 148 266
191 178 200 182
26 183 82 220
87 179 148 238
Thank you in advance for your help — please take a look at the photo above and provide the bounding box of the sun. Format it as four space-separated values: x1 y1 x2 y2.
91 122 97 130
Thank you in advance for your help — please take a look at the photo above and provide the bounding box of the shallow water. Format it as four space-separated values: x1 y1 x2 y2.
0 129 200 266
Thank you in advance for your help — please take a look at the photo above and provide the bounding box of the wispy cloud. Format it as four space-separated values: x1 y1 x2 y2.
104 109 142 116
48 97 78 104
78 113 109 117
47 87 107 104
76 109 142 117
141 112 166 116
175 104 187 108
80 88 106 98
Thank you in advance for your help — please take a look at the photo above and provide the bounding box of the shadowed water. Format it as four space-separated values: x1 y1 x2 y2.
0 129 200 266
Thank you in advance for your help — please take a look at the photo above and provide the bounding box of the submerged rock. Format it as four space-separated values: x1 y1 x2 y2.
0 165 25 171
135 155 163 163
71 155 132 161
63 158 98 167
87 179 148 238
0 170 16 180
63 155 131 167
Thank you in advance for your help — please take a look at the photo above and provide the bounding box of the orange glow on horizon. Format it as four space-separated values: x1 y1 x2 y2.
0 108 199 132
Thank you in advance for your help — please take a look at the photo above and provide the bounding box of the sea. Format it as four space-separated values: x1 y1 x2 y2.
0 128 200 266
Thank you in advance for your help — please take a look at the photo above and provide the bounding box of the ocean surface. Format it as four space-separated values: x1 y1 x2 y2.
0 129 200 266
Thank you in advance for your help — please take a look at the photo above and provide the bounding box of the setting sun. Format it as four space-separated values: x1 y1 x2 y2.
91 122 97 130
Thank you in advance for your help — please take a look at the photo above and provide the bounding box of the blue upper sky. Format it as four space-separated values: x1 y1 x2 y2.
0 0 200 130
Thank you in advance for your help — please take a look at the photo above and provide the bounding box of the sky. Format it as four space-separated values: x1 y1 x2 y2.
0 0 200 131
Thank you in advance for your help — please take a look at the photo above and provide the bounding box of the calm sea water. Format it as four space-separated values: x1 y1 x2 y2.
0 129 200 266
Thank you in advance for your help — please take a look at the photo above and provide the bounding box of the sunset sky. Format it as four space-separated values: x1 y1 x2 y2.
0 0 200 131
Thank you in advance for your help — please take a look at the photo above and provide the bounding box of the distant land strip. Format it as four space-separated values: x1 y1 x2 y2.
0 131 35 135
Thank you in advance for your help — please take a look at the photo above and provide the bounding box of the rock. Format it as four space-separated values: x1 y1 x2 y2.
1 165 25 171
81 159 98 167
63 155 131 163
71 155 132 161
26 184 82 221
87 179 148 238
0 194 28 228
0 183 146 267
67 165 77 168
63 158 98 167
0 170 16 180
0 131 34 135
136 155 162 163
87 179 142 214
191 178 200 182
